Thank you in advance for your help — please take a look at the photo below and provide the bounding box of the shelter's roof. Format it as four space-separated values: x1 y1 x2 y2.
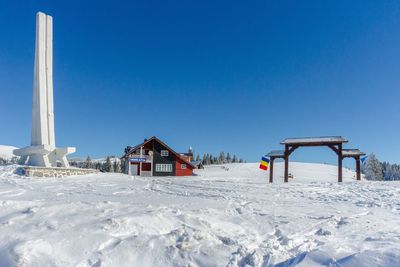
342 149 366 157
266 150 285 157
281 136 348 145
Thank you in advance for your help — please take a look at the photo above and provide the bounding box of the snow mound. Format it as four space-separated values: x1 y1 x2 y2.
0 162 399 267
0 145 18 160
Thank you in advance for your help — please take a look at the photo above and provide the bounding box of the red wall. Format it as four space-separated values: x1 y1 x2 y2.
175 158 193 176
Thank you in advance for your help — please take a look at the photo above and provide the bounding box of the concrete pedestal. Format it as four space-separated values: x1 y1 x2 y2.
20 166 98 178
15 145 76 168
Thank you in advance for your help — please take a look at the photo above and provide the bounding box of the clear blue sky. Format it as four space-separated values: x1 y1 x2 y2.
1 1 399 166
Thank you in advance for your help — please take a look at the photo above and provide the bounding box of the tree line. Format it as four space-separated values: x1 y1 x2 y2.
69 156 124 173
362 153 400 181
197 152 245 165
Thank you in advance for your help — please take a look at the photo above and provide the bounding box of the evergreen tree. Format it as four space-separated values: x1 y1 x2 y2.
209 154 213 164
202 154 207 165
364 153 384 181
120 158 126 173
95 162 101 170
232 155 238 163
113 160 121 173
85 156 92 169
219 152 226 164
110 158 115 172
103 156 113 172
226 152 232 163
195 154 201 162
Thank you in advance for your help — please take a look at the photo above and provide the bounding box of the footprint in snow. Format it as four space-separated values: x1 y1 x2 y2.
315 228 332 236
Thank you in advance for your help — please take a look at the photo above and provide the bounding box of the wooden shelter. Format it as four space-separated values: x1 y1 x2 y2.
267 136 365 183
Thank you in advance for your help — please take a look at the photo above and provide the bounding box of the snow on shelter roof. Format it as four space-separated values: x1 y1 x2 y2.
281 136 348 145
266 150 285 157
342 149 366 157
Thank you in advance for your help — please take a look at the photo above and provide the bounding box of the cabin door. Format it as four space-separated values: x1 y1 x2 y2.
129 163 139 176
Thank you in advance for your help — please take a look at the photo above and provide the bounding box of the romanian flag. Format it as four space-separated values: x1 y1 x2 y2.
259 156 270 170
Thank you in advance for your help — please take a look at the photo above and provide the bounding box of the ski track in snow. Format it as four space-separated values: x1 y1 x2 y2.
0 163 399 267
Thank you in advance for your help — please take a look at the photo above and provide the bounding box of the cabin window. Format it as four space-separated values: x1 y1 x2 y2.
181 164 186 169
156 164 172 172
161 150 169 156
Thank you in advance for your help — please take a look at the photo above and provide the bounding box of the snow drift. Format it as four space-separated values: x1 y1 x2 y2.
0 162 399 267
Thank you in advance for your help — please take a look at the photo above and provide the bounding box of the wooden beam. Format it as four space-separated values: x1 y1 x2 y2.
284 145 289 183
328 144 339 155
356 156 361 181
269 157 274 183
338 143 343 182
287 145 298 156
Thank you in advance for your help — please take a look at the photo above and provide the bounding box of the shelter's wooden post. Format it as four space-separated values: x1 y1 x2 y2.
284 145 289 183
269 157 274 183
338 144 343 182
356 156 361 181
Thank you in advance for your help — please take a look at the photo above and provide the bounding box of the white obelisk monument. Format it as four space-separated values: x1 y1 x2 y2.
14 12 75 168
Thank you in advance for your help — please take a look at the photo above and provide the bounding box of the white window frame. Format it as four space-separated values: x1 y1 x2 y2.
155 164 172 172
161 150 169 157
181 164 186 169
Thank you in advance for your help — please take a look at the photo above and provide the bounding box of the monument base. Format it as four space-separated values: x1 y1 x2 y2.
14 145 75 168
19 166 98 178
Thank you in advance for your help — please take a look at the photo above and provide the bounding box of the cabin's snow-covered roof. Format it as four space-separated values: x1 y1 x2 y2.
124 136 195 168
281 136 347 145
266 150 285 157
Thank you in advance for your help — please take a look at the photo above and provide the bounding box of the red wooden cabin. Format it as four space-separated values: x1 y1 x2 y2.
122 136 195 177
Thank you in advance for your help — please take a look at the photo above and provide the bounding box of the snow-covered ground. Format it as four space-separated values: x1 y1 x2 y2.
0 162 399 267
